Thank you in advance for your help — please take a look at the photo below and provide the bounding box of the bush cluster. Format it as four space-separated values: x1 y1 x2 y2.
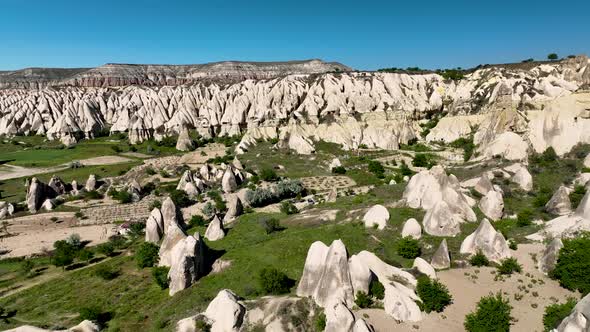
497 257 522 275
550 234 590 294
469 251 489 267
331 166 346 174
543 298 577 331
258 267 292 294
247 179 305 207
464 293 512 332
416 276 453 313
152 266 170 289
135 242 160 268
397 237 421 259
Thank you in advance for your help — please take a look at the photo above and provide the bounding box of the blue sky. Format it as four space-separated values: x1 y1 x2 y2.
1 0 589 71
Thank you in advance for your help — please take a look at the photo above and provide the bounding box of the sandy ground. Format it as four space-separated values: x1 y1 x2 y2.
120 152 151 159
0 212 116 258
0 155 133 181
178 143 227 165
357 243 577 332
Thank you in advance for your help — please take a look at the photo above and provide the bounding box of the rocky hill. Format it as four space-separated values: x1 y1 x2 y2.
1 56 589 161
0 59 351 89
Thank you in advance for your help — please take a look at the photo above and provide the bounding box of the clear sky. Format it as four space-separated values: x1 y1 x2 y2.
1 0 589 71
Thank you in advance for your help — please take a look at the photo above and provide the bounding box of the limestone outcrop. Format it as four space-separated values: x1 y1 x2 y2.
478 190 504 221
175 126 194 151
362 204 389 230
168 232 206 296
145 208 164 243
531 190 590 239
401 218 422 239
177 289 246 332
538 238 563 275
431 239 451 270
460 219 511 263
205 215 225 241
403 166 476 236
412 257 436 279
545 185 572 215
0 201 15 220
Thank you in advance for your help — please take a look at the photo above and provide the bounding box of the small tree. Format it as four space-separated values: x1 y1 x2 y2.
19 260 35 277
77 249 94 263
152 266 170 289
469 251 490 267
550 234 590 294
397 237 421 259
547 53 559 61
464 293 513 332
367 160 385 178
517 209 534 227
416 275 453 313
93 265 119 280
258 267 292 294
135 242 160 268
260 217 283 234
260 168 279 182
543 298 577 331
96 242 115 257
370 279 385 300
570 185 587 209
188 215 206 228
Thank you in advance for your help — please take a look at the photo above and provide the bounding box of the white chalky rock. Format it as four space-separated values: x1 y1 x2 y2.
460 219 511 263
362 204 389 230
545 185 572 215
431 239 451 270
401 218 422 239
474 176 495 196
205 215 225 241
85 174 97 191
512 166 533 191
145 208 164 243
176 127 195 151
168 233 205 296
4 320 100 332
329 158 342 171
325 302 355 332
412 257 437 279
481 131 528 161
422 201 463 236
478 190 504 221
538 238 563 275
348 254 372 296
221 167 238 193
204 289 246 332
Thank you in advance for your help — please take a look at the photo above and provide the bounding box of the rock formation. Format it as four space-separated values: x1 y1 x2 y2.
478 190 504 221
85 174 97 192
412 257 437 278
538 238 563 275
4 320 100 332
511 165 533 191
401 218 422 239
460 219 511 263
531 190 590 239
223 195 243 224
175 126 194 151
168 232 206 296
362 204 389 230
474 175 494 196
431 239 451 270
0 201 14 219
26 177 47 213
2 57 590 155
145 208 164 243
553 292 590 332
403 166 476 236
545 185 572 215
177 289 246 332
205 215 225 241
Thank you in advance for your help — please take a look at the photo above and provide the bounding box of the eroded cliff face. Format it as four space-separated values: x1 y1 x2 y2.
1 56 589 158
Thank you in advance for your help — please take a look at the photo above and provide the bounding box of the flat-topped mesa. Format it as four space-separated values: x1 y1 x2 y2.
1 56 590 157
0 59 351 89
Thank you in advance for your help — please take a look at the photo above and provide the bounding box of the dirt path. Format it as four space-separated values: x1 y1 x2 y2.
358 243 577 332
0 155 134 181
0 212 116 258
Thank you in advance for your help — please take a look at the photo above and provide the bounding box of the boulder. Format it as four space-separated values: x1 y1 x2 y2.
205 215 225 241
85 174 97 191
329 158 342 171
168 233 205 296
431 239 451 270
223 195 243 224
177 170 195 190
545 185 572 215
146 208 164 243
41 199 54 211
48 176 67 196
348 254 372 296
460 219 511 263
554 292 590 332
176 127 195 151
481 132 528 161
325 302 355 332
422 200 462 236
161 197 179 234
512 166 533 191
401 218 422 239
362 205 389 230
296 240 354 308
538 238 564 275
221 167 238 193
203 289 246 332
352 319 375 332
474 175 494 196
413 257 436 279
0 201 14 220
26 177 44 213
478 190 504 221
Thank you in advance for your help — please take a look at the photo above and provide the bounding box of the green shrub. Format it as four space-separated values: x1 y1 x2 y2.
412 153 436 168
450 136 476 162
397 237 421 259
367 160 385 178
517 209 534 227
96 242 115 257
260 217 283 234
464 293 512 332
53 240 77 269
497 257 522 275
416 275 453 313
152 266 170 289
19 260 34 277
550 234 590 294
108 188 132 204
260 168 279 182
85 190 103 200
314 312 326 331
77 249 94 263
469 251 490 267
258 267 292 294
280 201 299 215
111 145 122 153
543 298 577 331
370 279 385 300
79 306 102 322
169 190 193 208
93 265 119 280
145 167 157 176
135 242 160 268
354 291 373 308
331 166 346 174
202 202 216 217
570 185 587 209
195 318 212 332
188 215 206 228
